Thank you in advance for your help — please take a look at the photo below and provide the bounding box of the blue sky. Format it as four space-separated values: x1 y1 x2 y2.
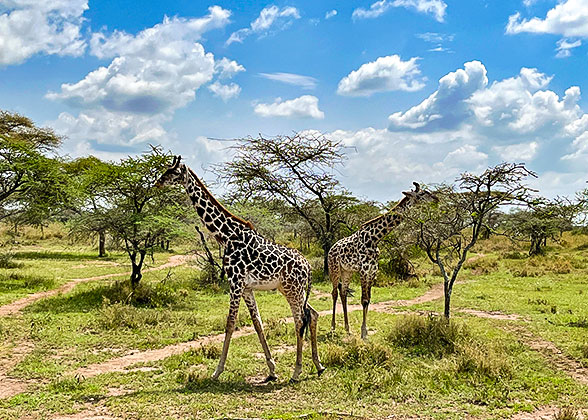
2 0 588 201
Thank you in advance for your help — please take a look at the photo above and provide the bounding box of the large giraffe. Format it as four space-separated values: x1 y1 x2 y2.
156 156 325 382
328 182 436 339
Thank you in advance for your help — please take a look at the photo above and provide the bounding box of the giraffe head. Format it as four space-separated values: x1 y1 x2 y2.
399 182 438 208
156 155 186 187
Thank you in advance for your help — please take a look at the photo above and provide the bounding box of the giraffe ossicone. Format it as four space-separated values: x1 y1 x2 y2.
328 182 437 339
156 156 325 381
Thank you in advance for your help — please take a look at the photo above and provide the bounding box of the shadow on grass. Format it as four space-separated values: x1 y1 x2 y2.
26 283 126 314
13 251 117 261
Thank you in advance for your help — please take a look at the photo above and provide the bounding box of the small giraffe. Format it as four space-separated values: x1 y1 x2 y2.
156 156 325 382
328 182 436 339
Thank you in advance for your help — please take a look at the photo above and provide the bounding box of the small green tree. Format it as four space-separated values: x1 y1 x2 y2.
101 150 196 287
401 163 535 318
0 111 65 228
502 198 579 256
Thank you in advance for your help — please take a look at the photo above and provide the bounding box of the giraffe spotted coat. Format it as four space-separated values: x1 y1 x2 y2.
156 156 324 382
328 183 436 338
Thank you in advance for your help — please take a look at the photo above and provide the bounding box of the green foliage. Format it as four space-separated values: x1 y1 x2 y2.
388 315 469 357
322 337 393 368
99 279 181 308
0 110 67 228
97 302 172 329
0 252 23 268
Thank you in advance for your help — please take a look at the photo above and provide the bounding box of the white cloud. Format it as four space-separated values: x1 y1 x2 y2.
493 141 539 161
0 0 88 66
208 81 241 101
389 60 488 130
325 9 338 19
46 6 234 148
226 5 300 45
555 38 582 57
254 95 325 119
506 0 588 37
215 57 245 79
352 0 447 22
416 32 454 52
337 55 425 97
259 72 317 89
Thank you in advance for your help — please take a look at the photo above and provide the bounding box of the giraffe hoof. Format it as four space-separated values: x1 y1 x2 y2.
289 377 300 384
263 374 278 383
317 367 326 377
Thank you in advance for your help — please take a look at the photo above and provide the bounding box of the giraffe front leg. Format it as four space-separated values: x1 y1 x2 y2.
360 273 374 340
212 288 242 380
242 289 277 382
340 271 352 334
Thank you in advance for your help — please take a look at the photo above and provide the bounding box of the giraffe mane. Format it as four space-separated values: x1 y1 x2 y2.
359 196 410 229
186 167 255 231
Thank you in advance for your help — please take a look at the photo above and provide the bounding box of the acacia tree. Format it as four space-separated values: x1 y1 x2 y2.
401 163 536 318
0 111 65 226
66 156 114 257
503 198 580 256
216 132 354 275
101 150 195 287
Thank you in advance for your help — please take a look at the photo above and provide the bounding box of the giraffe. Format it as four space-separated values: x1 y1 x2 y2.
328 182 437 339
156 156 325 382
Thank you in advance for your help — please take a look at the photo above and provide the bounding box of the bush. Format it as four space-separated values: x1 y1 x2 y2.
323 337 393 369
454 341 512 380
0 253 24 269
388 315 469 357
554 407 579 420
101 280 180 308
501 251 526 260
97 302 171 329
580 343 588 359
464 256 499 275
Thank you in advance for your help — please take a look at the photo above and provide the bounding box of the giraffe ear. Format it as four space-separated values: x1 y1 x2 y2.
413 182 420 192
402 191 414 197
173 155 181 168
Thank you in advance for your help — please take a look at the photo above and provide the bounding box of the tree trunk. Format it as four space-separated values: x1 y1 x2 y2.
130 251 146 288
444 281 452 318
323 243 330 277
98 231 106 257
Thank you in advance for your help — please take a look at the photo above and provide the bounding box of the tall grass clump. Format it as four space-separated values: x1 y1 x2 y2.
97 301 171 329
101 279 181 308
323 337 394 369
388 315 468 357
0 253 24 269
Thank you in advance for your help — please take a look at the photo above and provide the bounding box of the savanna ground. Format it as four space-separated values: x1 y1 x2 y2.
0 224 587 420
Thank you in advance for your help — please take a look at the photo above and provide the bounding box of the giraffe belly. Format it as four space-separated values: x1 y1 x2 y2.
246 275 280 291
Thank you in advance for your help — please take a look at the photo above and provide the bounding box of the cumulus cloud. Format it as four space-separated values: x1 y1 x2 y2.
389 60 488 131
506 0 588 37
555 38 582 57
352 0 447 22
208 81 241 101
337 55 425 97
493 142 539 161
226 5 300 45
0 0 88 66
46 6 235 149
318 61 588 200
259 72 317 89
325 10 338 19
254 95 325 119
215 57 245 79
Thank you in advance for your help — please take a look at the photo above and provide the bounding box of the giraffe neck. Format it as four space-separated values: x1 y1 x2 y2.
360 197 413 243
183 167 251 244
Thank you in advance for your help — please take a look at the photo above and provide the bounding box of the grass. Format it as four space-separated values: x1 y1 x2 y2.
1 229 588 418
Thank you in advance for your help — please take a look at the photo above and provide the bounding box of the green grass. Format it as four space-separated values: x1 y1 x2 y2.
2 232 588 419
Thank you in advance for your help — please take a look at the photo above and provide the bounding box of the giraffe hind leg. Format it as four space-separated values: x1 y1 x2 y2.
308 303 326 376
243 289 277 382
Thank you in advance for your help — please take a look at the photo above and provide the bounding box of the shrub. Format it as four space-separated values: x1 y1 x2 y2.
97 302 171 329
464 256 499 274
454 340 512 380
501 251 526 260
388 315 469 357
323 337 393 369
0 253 24 269
101 280 180 308
554 407 579 420
580 343 588 359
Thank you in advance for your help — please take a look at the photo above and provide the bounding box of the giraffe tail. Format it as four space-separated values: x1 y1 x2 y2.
299 272 312 337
